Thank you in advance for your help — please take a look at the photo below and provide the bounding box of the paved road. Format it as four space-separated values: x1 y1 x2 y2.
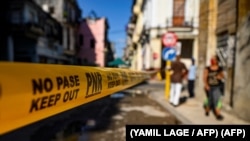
59 82 180 141
0 82 179 141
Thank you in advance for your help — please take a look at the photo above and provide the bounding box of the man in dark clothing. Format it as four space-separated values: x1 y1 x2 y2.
169 55 188 106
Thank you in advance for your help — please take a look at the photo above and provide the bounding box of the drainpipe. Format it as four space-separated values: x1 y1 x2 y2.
230 0 238 107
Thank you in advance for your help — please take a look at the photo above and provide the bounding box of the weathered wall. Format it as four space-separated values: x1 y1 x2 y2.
238 0 250 28
216 0 237 110
198 0 209 66
216 0 237 34
233 13 250 121
196 0 208 100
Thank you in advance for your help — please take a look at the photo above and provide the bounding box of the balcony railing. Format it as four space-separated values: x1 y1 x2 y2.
166 17 193 28
165 17 194 32
10 22 44 35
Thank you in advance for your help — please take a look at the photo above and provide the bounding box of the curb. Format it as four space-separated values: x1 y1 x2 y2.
148 91 192 125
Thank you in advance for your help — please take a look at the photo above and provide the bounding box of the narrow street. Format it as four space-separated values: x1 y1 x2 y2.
81 83 180 141
1 0 250 141
0 82 180 141
54 82 180 141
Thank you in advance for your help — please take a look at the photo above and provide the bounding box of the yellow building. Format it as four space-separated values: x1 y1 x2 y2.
125 0 144 71
197 0 218 100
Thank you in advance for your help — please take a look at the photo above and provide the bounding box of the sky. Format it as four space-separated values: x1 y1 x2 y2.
77 0 133 58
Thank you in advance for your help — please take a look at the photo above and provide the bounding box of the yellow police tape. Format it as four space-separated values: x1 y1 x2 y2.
0 62 152 135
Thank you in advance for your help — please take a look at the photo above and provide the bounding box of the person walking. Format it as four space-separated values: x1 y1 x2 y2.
203 55 224 120
169 55 188 107
187 58 196 98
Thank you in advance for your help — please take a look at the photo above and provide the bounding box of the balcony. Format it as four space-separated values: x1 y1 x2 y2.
62 10 81 25
10 22 44 37
166 17 193 32
126 23 135 36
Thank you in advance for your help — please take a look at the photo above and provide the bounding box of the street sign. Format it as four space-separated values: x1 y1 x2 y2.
162 48 176 61
162 32 178 47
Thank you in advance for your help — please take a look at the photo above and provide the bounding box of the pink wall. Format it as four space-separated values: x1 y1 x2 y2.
78 18 106 67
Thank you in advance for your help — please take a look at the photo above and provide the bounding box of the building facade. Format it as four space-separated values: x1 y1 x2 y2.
234 1 250 121
196 0 218 101
34 0 82 64
125 0 144 71
126 0 200 74
77 14 111 67
198 0 250 121
0 0 66 64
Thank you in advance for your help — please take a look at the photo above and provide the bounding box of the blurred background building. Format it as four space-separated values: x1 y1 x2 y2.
0 0 115 66
77 11 114 67
125 0 199 76
125 0 250 121
34 0 82 64
0 0 67 63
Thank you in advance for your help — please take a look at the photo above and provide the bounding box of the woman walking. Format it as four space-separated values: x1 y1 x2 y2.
203 55 224 120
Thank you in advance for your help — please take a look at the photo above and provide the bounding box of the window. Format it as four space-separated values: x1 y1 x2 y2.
90 39 95 49
27 9 38 23
216 32 228 67
83 58 88 63
49 6 54 14
11 10 22 24
71 9 76 22
67 28 70 50
79 34 84 46
173 0 185 26
179 39 193 59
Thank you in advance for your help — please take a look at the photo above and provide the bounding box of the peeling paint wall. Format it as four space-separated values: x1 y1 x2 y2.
233 13 250 121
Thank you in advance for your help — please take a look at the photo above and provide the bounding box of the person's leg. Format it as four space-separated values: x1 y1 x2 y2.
169 83 175 104
188 80 195 98
213 87 223 120
204 98 210 116
188 80 192 97
204 88 213 116
173 83 182 106
192 80 195 97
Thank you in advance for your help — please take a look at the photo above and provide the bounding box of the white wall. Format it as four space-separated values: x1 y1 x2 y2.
144 0 174 28
193 0 200 28
141 0 200 70
147 0 199 28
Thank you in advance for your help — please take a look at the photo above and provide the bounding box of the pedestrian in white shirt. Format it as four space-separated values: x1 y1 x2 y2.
187 58 196 98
